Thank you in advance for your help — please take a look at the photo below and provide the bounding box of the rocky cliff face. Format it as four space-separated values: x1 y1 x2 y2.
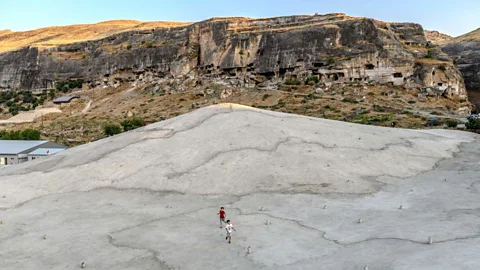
0 13 468 99
441 28 480 91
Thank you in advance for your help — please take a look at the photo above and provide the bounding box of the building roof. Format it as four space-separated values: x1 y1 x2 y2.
0 140 48 155
53 95 80 103
28 148 66 156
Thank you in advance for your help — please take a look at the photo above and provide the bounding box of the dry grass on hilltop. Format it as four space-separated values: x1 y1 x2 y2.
0 20 191 53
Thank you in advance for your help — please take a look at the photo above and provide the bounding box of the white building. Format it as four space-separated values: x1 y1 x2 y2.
0 141 66 165
28 148 65 161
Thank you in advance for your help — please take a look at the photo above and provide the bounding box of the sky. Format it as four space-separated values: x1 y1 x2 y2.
1 0 479 36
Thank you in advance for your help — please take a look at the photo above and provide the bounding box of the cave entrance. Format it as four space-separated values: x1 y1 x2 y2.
393 72 403 78
365 64 375 70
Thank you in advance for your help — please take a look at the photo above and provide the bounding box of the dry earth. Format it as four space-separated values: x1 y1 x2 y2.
0 104 479 269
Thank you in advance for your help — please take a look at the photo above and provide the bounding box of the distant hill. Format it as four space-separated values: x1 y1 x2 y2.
0 20 190 53
424 30 452 43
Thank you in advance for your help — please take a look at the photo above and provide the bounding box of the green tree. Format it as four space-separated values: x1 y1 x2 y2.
0 129 40 140
21 129 41 140
49 89 56 100
466 118 480 131
104 124 122 136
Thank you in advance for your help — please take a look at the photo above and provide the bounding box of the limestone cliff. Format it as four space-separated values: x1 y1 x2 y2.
0 13 468 99
441 28 480 91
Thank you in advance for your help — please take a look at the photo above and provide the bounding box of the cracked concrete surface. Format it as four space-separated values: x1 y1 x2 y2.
0 103 479 269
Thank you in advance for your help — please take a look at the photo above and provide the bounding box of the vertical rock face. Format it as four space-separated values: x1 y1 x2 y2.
441 29 480 110
441 29 480 91
0 13 468 99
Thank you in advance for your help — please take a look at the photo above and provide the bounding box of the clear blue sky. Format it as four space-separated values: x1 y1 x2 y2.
1 0 479 36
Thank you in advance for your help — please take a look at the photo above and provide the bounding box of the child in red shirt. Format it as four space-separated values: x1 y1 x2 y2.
217 207 226 228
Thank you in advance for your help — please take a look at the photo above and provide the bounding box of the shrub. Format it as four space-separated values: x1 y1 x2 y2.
367 92 375 96
326 56 336 66
126 44 132 50
342 97 358 103
104 124 122 136
120 117 145 131
466 118 480 131
445 119 458 128
0 129 40 140
262 94 271 101
284 79 301 86
408 100 416 104
49 89 56 100
239 50 244 55
305 76 319 85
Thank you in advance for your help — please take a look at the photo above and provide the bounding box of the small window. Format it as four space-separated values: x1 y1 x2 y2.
32 157 36 160
11 158 14 160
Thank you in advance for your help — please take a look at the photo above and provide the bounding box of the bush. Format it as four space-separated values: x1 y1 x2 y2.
262 94 271 101
407 100 416 104
0 129 40 140
445 119 458 128
342 97 358 103
305 76 319 85
120 117 145 131
104 124 122 136
49 89 56 100
326 56 336 66
126 44 132 50
466 118 480 131
284 79 301 86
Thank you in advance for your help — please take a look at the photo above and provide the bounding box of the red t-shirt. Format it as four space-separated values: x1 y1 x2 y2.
219 210 226 218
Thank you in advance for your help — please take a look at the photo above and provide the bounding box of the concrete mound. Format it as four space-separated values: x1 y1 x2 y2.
0 104 479 269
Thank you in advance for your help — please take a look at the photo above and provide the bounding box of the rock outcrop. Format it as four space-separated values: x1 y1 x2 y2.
441 28 480 91
0 13 468 99
424 30 452 43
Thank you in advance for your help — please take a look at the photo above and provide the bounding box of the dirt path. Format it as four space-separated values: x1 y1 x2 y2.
82 99 92 114
0 107 62 124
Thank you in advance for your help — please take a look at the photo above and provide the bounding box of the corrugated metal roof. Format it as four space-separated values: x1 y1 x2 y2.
53 96 79 103
0 140 47 155
28 148 66 156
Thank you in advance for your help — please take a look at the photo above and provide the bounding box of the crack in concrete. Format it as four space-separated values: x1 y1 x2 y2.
106 234 176 270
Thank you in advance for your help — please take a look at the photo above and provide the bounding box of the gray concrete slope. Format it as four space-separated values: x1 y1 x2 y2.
0 103 479 269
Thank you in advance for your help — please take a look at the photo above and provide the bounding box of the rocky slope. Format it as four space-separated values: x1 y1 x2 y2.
0 13 468 100
424 30 452 43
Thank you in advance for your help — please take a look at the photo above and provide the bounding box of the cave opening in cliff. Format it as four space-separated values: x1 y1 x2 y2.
259 71 276 79
393 72 403 78
365 64 375 70
314 62 325 68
